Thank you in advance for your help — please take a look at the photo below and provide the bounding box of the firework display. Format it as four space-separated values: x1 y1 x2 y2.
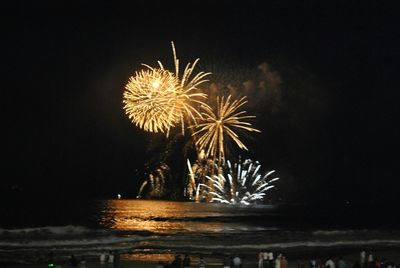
123 42 277 204
123 42 210 135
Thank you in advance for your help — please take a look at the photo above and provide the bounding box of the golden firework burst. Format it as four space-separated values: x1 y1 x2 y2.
192 95 260 162
123 42 211 135
123 68 181 133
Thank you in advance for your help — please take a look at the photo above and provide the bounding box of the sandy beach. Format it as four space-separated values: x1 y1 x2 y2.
5 248 400 268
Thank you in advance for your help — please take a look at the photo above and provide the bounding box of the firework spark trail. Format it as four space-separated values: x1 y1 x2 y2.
192 95 260 162
137 163 169 198
123 42 211 136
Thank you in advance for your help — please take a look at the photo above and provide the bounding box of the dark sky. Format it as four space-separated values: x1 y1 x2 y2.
3 1 399 203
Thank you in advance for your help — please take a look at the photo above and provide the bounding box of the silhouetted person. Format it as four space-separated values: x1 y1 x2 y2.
326 258 335 268
310 259 317 268
183 254 191 268
232 256 242 268
223 255 231 268
298 260 305 268
368 252 374 268
79 257 87 268
198 256 206 268
318 260 325 268
108 251 114 264
360 251 367 268
337 257 346 268
100 252 106 264
379 258 386 268
172 255 183 268
268 252 274 268
275 254 282 268
113 250 120 268
374 258 380 268
258 252 264 268
281 256 288 268
263 252 270 268
69 254 78 268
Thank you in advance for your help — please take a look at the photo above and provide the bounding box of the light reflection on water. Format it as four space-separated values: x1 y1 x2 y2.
96 199 274 234
121 251 222 265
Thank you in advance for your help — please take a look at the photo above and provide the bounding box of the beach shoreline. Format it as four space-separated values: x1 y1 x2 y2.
4 248 400 268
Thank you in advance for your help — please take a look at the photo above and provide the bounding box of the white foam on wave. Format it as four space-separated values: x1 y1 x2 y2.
312 229 372 236
0 236 134 247
0 225 94 236
148 239 400 250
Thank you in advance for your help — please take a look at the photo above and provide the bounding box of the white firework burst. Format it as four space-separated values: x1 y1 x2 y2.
203 159 279 205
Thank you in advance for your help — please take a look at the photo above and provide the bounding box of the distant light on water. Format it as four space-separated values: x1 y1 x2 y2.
97 200 268 233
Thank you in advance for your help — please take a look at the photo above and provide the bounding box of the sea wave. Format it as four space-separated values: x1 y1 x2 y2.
154 240 400 250
312 229 368 236
2 226 400 250
0 225 161 239
0 225 96 237
0 236 134 248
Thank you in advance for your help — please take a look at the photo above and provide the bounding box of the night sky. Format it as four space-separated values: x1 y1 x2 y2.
3 1 399 205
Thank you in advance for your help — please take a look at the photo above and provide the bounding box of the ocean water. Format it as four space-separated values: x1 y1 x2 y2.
1 199 400 265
